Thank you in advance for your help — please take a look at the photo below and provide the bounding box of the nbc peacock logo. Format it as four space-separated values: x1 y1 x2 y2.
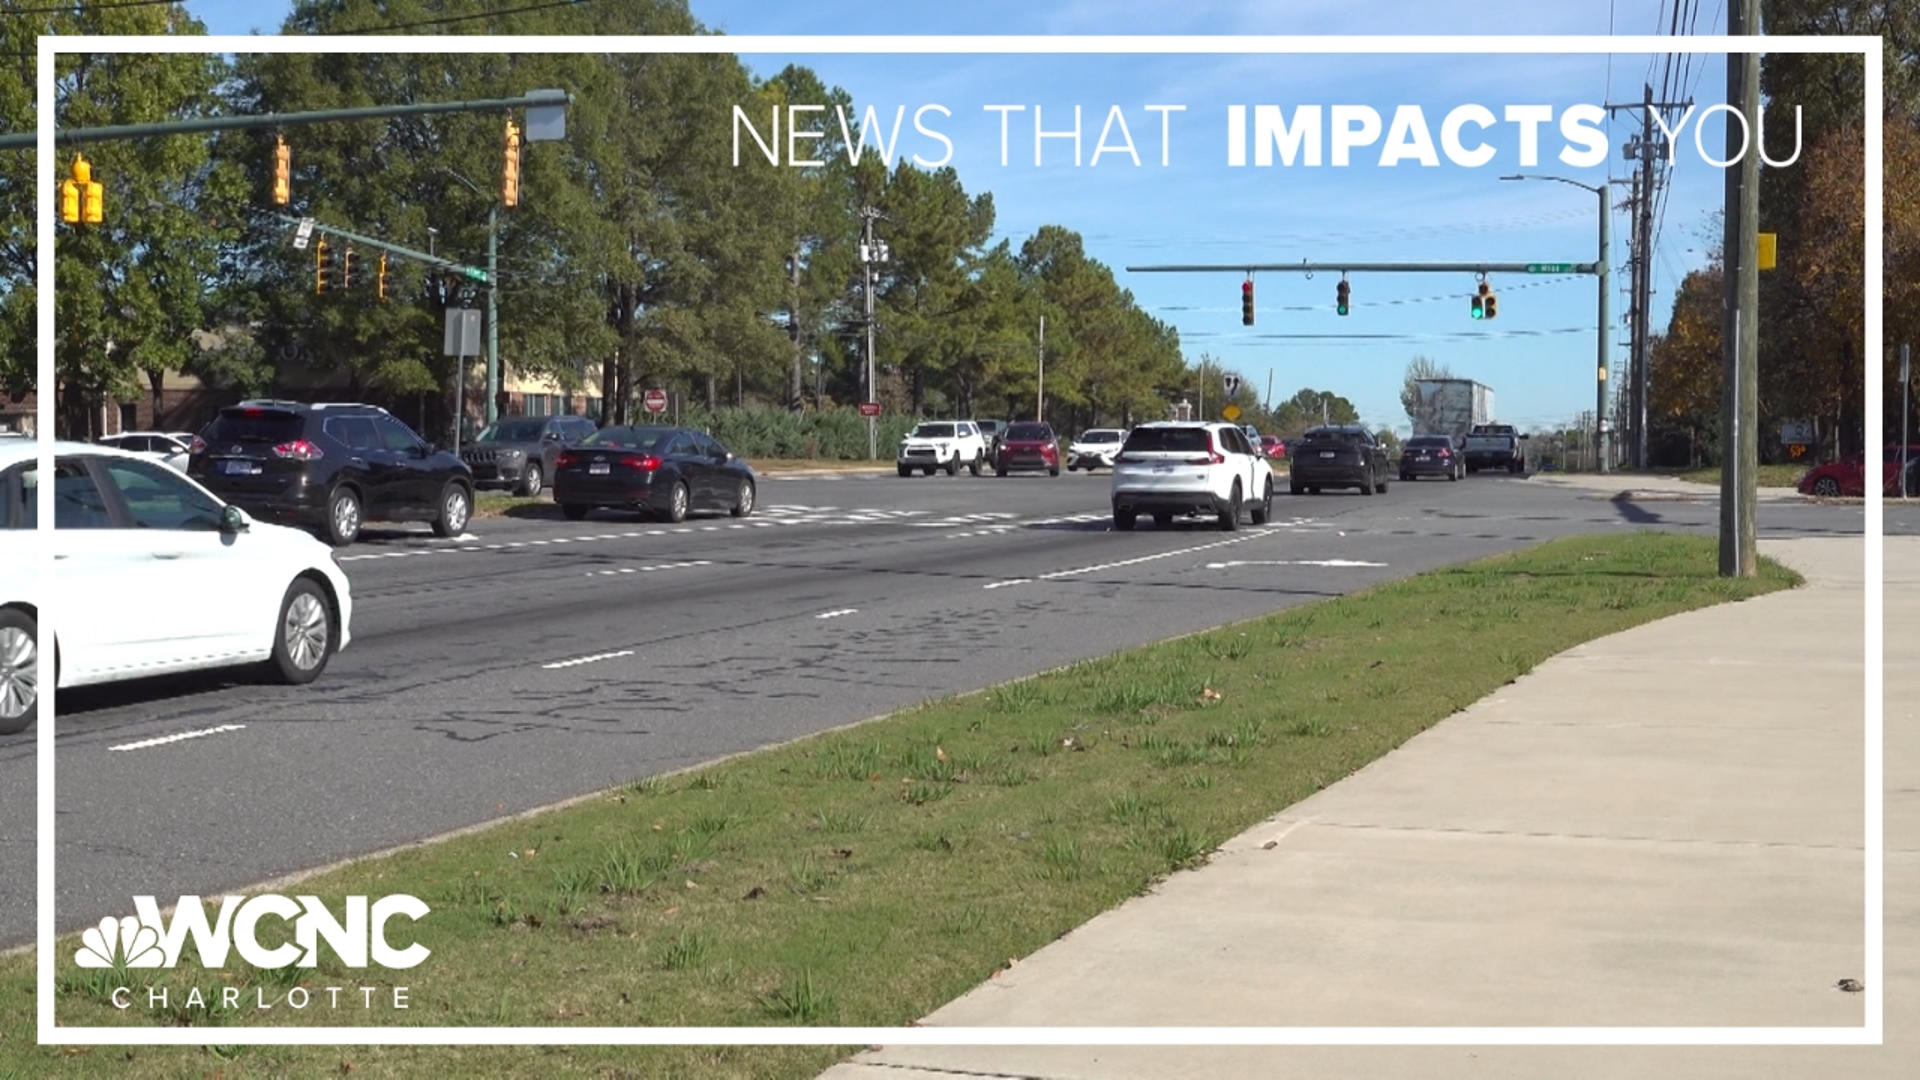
76 916 166 968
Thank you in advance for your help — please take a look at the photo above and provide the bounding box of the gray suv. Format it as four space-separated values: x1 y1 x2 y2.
461 415 598 496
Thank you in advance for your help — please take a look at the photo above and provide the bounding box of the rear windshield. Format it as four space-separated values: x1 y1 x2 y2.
1078 430 1122 443
1303 428 1366 443
1471 425 1516 436
1005 424 1053 441
582 426 669 450
1407 436 1451 448
912 423 956 438
1121 427 1209 453
480 419 548 443
204 409 305 444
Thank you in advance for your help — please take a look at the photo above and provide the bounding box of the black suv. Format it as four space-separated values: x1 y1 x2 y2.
461 414 598 496
189 401 475 547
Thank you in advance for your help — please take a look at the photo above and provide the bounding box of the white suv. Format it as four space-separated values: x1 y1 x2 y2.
1109 421 1274 531
897 420 988 477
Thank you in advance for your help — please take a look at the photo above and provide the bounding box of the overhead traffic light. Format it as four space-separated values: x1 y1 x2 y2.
502 118 522 208
1241 279 1254 326
60 154 104 225
377 253 389 300
342 246 357 290
315 237 332 294
1335 278 1351 317
272 136 291 206
1483 284 1499 320
1470 281 1490 320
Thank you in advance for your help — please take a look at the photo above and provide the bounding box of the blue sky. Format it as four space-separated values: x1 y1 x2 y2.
177 0 1743 434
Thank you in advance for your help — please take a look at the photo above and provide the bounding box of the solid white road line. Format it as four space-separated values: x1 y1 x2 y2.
109 724 246 752
816 609 858 619
1204 558 1388 569
1039 530 1276 581
542 649 635 670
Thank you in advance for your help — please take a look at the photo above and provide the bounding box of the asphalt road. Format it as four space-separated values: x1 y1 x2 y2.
0 470 1863 949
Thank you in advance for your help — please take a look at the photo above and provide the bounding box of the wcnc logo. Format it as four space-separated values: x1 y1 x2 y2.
75 894 430 971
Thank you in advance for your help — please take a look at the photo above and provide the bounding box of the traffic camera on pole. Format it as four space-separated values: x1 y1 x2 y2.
1241 278 1254 326
272 136 291 206
1335 277 1351 317
503 118 522 208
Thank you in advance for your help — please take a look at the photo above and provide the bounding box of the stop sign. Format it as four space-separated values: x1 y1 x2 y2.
643 388 668 414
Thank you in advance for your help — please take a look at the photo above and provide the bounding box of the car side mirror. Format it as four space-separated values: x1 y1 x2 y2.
219 504 251 534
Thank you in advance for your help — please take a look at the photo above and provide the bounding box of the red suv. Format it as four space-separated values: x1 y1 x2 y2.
1258 435 1287 461
995 422 1060 477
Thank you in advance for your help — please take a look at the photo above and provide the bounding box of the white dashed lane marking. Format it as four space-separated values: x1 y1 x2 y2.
109 724 246 752
542 650 635 670
983 579 1031 590
815 609 858 620
585 560 713 578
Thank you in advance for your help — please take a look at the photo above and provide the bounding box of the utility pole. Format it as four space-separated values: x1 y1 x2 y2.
485 202 499 426
1606 86 1691 471
787 252 803 410
858 207 888 459
1722 0 1761 577
1037 315 1046 422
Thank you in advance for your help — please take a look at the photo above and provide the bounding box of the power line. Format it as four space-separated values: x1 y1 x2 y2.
337 0 590 35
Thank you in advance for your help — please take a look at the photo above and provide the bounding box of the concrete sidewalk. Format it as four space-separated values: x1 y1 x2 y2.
823 535 1909 1078
1527 468 1811 503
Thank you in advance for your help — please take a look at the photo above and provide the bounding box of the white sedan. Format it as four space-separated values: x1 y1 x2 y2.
1067 428 1127 472
94 431 193 473
0 440 354 735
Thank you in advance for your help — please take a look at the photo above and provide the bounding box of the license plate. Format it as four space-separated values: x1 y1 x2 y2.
1417 455 1431 460
221 460 261 475
589 462 610 475
1152 464 1174 473
1319 451 1336 459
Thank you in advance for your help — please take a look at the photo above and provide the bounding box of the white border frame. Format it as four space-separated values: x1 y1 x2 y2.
36 33 1882 1047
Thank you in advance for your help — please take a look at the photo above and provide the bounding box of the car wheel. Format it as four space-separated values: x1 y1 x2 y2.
946 457 959 477
325 486 361 547
1812 476 1841 497
1450 466 1461 481
995 466 1007 477
432 482 472 538
1048 465 1060 477
1219 480 1242 531
1360 470 1375 496
1289 480 1303 495
897 464 911 477
1113 509 1137 530
1250 479 1273 525
267 577 333 686
1376 474 1389 494
0 607 37 736
1401 473 1412 482
730 479 756 518
519 464 544 497
663 481 690 523
561 503 590 521
969 454 983 477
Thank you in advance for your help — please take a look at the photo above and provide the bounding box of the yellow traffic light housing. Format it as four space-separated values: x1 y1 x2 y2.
1240 279 1254 326
272 136 291 206
377 252 389 300
1471 281 1491 320
315 237 331 294
342 246 356 290
502 118 522 208
1483 286 1499 320
61 155 103 224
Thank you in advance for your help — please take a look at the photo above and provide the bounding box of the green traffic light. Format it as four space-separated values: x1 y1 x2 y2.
1470 298 1484 319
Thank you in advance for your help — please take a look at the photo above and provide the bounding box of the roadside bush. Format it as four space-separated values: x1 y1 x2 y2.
686 406 919 460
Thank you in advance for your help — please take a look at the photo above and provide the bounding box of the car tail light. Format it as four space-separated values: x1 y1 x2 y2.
1185 435 1225 466
621 455 662 471
189 435 206 455
1438 448 1451 457
556 451 577 467
271 439 323 461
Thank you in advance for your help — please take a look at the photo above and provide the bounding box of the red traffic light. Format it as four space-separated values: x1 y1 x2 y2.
1240 279 1254 326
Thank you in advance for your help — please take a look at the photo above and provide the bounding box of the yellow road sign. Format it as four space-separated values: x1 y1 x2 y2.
1222 404 1242 421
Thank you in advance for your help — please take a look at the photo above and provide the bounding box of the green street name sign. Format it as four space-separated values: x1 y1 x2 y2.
1525 263 1577 274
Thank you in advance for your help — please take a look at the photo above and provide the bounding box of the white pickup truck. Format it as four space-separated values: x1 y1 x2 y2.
896 420 988 477
1462 424 1526 474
